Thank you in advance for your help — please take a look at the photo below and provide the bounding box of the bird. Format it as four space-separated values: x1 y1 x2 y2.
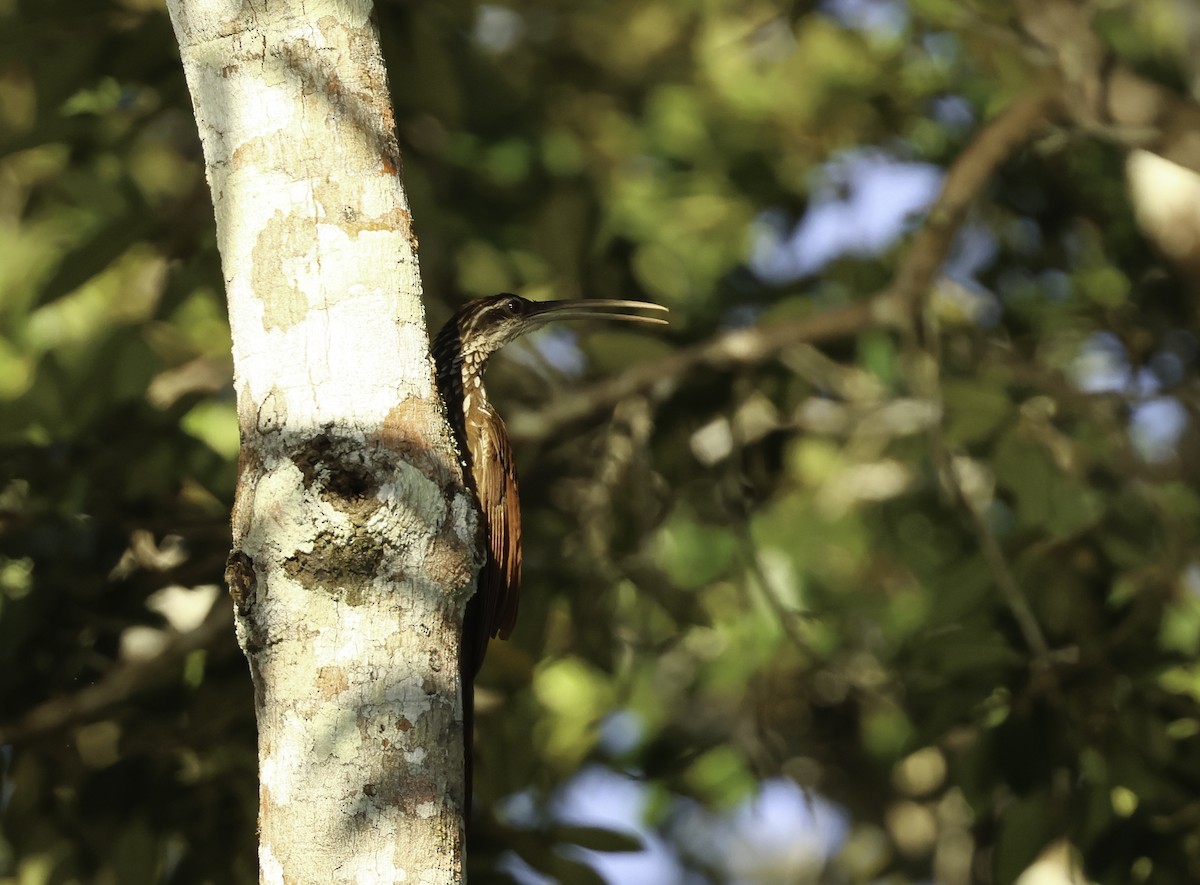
432 293 668 811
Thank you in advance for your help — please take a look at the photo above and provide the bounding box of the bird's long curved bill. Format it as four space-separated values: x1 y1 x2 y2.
526 299 669 326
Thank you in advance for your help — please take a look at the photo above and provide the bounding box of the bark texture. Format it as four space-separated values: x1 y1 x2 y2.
165 2 478 881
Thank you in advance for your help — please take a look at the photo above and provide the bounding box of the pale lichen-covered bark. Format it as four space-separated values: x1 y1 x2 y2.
165 1 479 881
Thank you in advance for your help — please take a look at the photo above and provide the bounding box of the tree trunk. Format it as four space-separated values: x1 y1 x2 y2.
165 2 479 881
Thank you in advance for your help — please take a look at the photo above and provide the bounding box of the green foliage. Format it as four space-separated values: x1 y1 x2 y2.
5 1 1200 884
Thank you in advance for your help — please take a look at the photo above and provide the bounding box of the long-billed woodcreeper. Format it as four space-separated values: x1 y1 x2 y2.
432 293 667 807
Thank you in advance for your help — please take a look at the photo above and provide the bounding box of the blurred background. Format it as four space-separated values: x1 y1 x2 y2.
4 0 1200 882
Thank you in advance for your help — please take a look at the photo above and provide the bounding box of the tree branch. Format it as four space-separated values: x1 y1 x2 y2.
509 90 1057 444
0 598 234 745
877 90 1059 315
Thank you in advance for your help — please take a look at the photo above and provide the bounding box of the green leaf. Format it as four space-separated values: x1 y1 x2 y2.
994 433 1103 537
550 825 644 853
993 793 1059 885
686 746 755 807
653 506 737 589
942 378 1013 444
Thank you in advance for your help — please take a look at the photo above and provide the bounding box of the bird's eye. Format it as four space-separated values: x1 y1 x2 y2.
504 297 523 315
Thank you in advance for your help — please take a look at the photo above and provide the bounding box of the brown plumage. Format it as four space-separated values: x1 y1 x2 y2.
432 293 667 809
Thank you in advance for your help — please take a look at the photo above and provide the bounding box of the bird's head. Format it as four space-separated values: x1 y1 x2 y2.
437 293 668 370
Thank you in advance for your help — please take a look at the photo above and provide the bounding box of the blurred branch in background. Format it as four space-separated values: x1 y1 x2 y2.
510 89 1056 445
0 589 231 745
